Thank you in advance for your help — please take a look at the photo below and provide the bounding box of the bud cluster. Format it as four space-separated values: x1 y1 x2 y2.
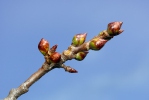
38 38 61 63
37 21 123 71
71 33 89 61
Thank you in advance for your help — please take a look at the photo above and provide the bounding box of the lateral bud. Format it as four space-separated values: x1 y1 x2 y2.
49 52 61 63
89 38 107 50
75 51 89 61
50 44 58 53
72 33 87 47
65 66 78 73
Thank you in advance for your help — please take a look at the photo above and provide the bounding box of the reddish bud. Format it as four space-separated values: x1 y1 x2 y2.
38 38 50 55
107 21 124 36
72 33 87 47
65 67 78 73
49 52 61 63
50 45 58 52
68 68 78 73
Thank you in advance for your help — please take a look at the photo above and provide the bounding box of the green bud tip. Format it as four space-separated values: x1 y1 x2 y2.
72 33 87 47
75 51 89 61
38 38 50 55
89 38 107 50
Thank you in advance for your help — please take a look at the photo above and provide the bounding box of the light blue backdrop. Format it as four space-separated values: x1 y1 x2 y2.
0 0 149 100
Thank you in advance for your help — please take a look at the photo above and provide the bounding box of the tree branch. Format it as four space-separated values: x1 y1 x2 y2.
4 21 124 100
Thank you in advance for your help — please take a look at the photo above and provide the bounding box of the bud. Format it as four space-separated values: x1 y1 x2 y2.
50 44 58 53
89 38 107 50
65 66 78 73
75 51 88 61
38 38 50 55
49 52 61 63
107 21 124 36
72 33 87 47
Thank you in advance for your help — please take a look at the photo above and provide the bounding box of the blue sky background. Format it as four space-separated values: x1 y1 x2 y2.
0 0 149 100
